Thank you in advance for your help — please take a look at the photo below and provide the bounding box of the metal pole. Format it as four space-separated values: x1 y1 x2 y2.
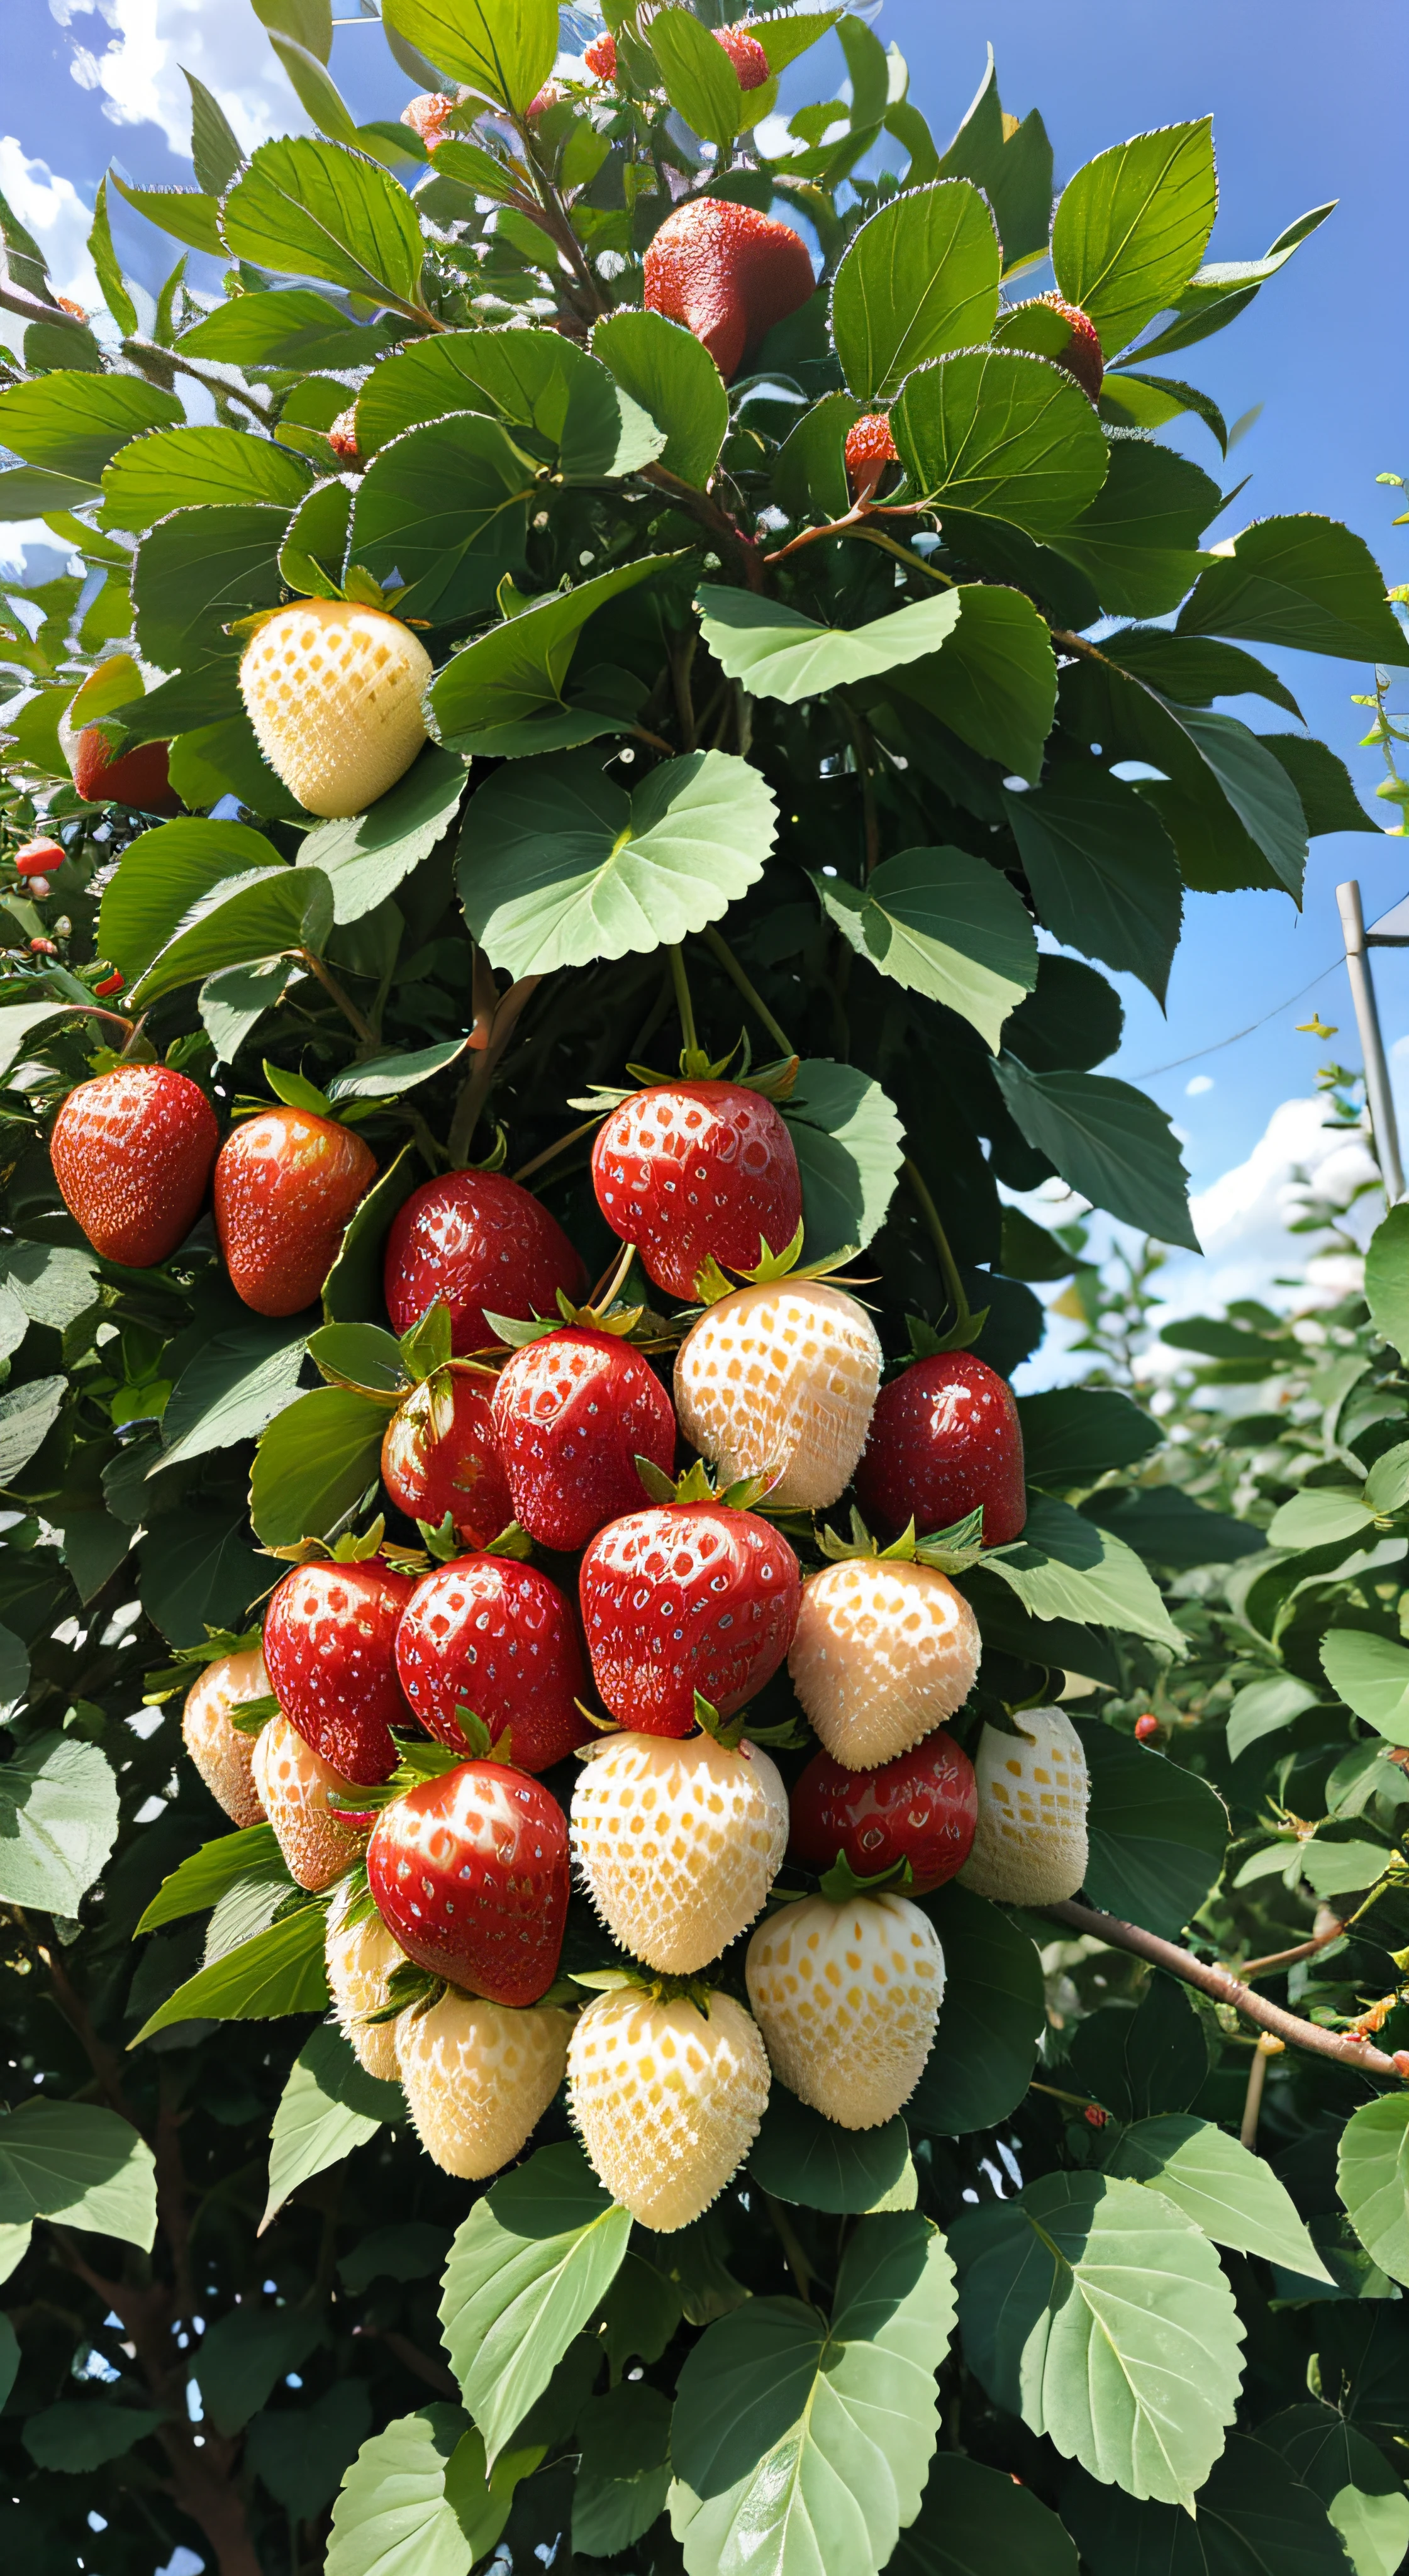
1338 878 1405 1202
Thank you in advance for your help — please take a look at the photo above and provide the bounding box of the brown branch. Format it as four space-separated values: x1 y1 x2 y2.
355 2322 459 2397
641 464 765 591
1240 1921 1346 1980
447 974 545 1162
299 948 379 1048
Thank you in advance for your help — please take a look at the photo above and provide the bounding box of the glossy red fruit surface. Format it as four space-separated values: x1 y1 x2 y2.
70 726 181 813
50 1065 219 1267
384 1169 586 1356
580 1502 801 1737
264 1558 416 1785
591 1081 803 1302
788 1731 977 1895
583 31 616 79
15 837 62 876
214 1107 376 1318
716 21 770 86
394 1555 591 1773
643 198 815 380
367 1760 569 2004
493 1328 675 1552
844 411 898 498
854 1352 1027 1546
381 1371 511 1550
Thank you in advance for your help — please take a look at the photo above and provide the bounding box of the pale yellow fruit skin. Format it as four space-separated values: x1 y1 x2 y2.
959 1706 1089 1906
788 1560 980 1769
745 1893 944 2131
238 598 432 818
325 1895 406 2083
674 1281 881 1510
251 1712 370 1892
396 1990 571 2180
570 1731 788 1974
568 1990 769 2232
181 1649 268 1827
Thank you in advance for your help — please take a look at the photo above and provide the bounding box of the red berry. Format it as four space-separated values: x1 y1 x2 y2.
1134 1713 1160 1743
384 1169 586 1357
580 1501 801 1738
326 405 359 461
787 1731 977 1896
214 1106 376 1317
28 936 57 954
70 726 181 814
264 1557 415 1785
591 1081 802 1303
1084 2104 1110 2128
854 1353 1027 1546
381 1371 511 1550
492 1328 676 1553
401 91 457 147
844 412 898 499
94 970 125 997
644 198 815 382
394 1555 591 1772
583 33 617 80
366 1759 569 2005
1037 293 1104 401
715 21 770 88
50 1065 219 1268
15 837 62 877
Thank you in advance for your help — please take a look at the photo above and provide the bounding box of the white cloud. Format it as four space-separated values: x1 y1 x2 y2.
0 135 101 308
50 0 310 162
1185 1073 1214 1096
1152 1094 1379 1330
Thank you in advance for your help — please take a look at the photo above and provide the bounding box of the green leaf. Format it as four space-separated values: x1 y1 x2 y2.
221 136 426 309
137 1824 289 1936
109 174 224 255
87 172 138 338
1178 515 1409 667
1100 368 1230 452
131 862 333 1009
749 2089 910 2212
572 2382 673 2559
770 389 863 521
814 844 1037 1050
338 2222 453 2296
181 287 396 373
1069 1976 1210 2123
102 425 309 536
138 1511 265 1648
384 0 557 113
133 501 289 674
429 557 677 754
697 583 962 706
357 327 657 481
172 717 309 824
649 7 746 148
348 411 535 623
198 956 294 1064
1048 439 1220 616
0 372 182 484
1084 1485 1266 1572
157 1318 308 1470
889 584 1057 784
1321 1629 1409 1745
1003 765 1183 1004
1110 2113 1333 2278
1269 1488 1374 1552
246 2382 374 2527
267 30 363 145
1339 2096 1409 2291
830 179 1000 404
132 1901 329 2042
907 1882 1045 2136
993 1056 1198 1250
1062 2434 1354 2576
1133 200 1338 364
1099 625 1306 718
1225 1672 1320 1762
328 1042 467 1104
1267 733 1379 836
249 1384 390 1548
98 815 273 984
0 2100 155 2246
891 2453 1078 2575
23 2401 163 2473
264 2024 403 2226
326 2402 527 2576
197 2299 324 2436
184 65 244 194
0 1373 65 1482
323 1144 426 1327
933 52 1054 274
669 2212 955 2576
1078 1720 1228 1937
1366 1203 1409 1361
985 1493 1184 1652
251 0 332 60
891 350 1110 537
0 1733 119 1916
783 1058 905 1260
591 308 729 488
1261 2404 1409 2576
1051 120 1218 355
297 748 465 927
0 464 102 516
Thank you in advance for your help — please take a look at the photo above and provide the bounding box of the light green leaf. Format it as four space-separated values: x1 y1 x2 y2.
1366 1202 1409 1362
1339 2096 1409 2290
199 956 297 1065
185 64 244 192
429 557 677 753
328 1041 467 1102
908 1883 1045 2137
109 174 225 255
1321 1629 1409 1746
326 2403 530 2576
98 815 275 984
137 1825 290 1936
348 411 535 623
0 2100 156 2248
298 748 466 926
1050 120 1218 355
383 0 558 112
249 1384 391 1547
180 287 397 373
267 30 362 144
889 583 1057 783
1227 1672 1321 1761
250 0 332 60
0 1733 119 1915
891 349 1110 537
1078 1719 1228 1938
132 1901 329 2042
23 2400 163 2473
573 2382 673 2560
357 326 657 480
264 2024 403 2226
782 1059 905 1260
814 843 1037 1049
102 425 309 535
0 372 182 482
87 172 138 338
986 1492 1184 1649
993 1056 1198 1251
649 7 745 148
221 135 426 309
157 1318 308 1471
131 862 333 1008
697 583 962 704
1177 515 1409 667
830 179 1000 403
749 2090 910 2213
0 1373 64 1483
1110 2114 1332 2279
591 308 729 487
891 2453 1078 2576
1269 1487 1374 1552
1002 765 1183 1004
0 464 101 515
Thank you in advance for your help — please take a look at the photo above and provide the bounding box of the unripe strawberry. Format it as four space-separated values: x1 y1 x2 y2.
568 1988 769 2231
591 1080 802 1302
51 1065 220 1269
238 598 432 818
644 198 815 382
571 1731 788 1974
384 1168 586 1356
959 1706 1089 1906
844 412 898 499
745 1892 944 2129
325 1885 406 2083
181 1648 269 1828
788 1558 979 1769
398 1989 572 2180
674 1280 882 1510
854 1352 1027 1546
788 1731 976 1894
252 1712 371 1891
380 1370 511 1551
214 1106 376 1318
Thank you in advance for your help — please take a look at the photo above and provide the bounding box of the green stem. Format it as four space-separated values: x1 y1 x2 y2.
512 1115 603 1187
299 949 377 1048
902 1156 971 1332
761 2189 814 2306
700 924 796 1058
669 943 699 1058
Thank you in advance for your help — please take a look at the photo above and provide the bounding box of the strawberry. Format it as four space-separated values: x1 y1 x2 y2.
325 1883 406 2084
715 21 771 87
401 91 459 146
380 1369 511 1551
844 412 898 501
674 1281 882 1510
591 1081 802 1302
1036 292 1103 400
854 1352 1027 1547
567 1988 770 2231
959 1706 1089 1906
181 1648 269 1829
326 405 360 462
238 598 432 818
492 1328 676 1552
643 199 815 382
788 1558 979 1769
787 1732 977 1894
69 729 179 813
15 836 63 878
583 33 618 80
579 1502 801 1737
396 1989 572 2179
252 1712 372 1892
394 1555 590 1774
571 1729 788 1972
365 1758 569 2005
214 1106 376 1318
51 1065 219 1269
384 1169 586 1356
745 1892 944 2129
263 1557 415 1787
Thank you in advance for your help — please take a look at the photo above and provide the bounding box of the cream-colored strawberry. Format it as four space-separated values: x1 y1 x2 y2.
395 1989 571 2179
238 598 432 818
745 1892 944 2129
788 1560 979 1768
181 1648 269 1827
325 1884 406 2083
674 1281 881 1509
959 1706 1089 1906
251 1711 371 1892
571 1731 788 1974
567 1989 769 2231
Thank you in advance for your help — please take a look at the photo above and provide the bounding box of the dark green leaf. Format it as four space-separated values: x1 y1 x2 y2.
357 326 657 482
133 1901 329 2042
0 372 182 483
993 1057 1198 1250
87 173 138 338
1078 1720 1228 1936
830 180 1000 404
749 2089 910 2211
888 583 1056 783
249 1384 390 1548
1260 2403 1409 2576
783 1058 905 1259
1069 1976 1210 2121
157 1317 308 1470
1134 200 1338 364
933 53 1054 273
246 2382 372 2527
133 501 288 674
1100 369 1230 454
908 1882 1045 2135
1100 626 1304 718
348 411 535 623
1049 438 1220 616
1062 2433 1357 2576
1264 733 1380 835
1178 515 1409 667
196 2300 323 2436
323 1143 425 1326
1083 1485 1266 1569
1005 765 1182 1004
430 557 677 753
265 2024 403 2224
180 286 397 372
572 2382 673 2558
892 349 1110 537
814 844 1037 1050
892 2452 1078 2575
591 308 729 487
221 135 426 308
138 1511 264 1647
298 747 465 926
23 2401 162 2474
1050 120 1218 355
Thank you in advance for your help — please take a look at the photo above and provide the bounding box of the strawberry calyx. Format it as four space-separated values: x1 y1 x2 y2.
141 1623 264 1705
691 1688 806 1756
691 1225 865 1309
571 1963 718 2018
568 1044 799 1115
415 1507 533 1565
451 1704 515 1765
900 1299 988 1362
230 1059 382 1134
816 1848 915 1903
225 1692 281 1740
634 1455 773 1513
816 1502 986 1577
222 565 425 645
362 1957 447 2026
485 1239 650 1346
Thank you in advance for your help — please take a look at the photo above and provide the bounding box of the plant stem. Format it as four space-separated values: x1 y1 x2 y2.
1240 1921 1345 1980
762 2188 813 2305
1240 2033 1279 2148
513 1114 603 1186
901 1157 972 1331
447 975 544 1163
669 943 699 1058
299 948 378 1047
844 705 881 877
641 463 765 592
700 923 796 1058
669 628 698 751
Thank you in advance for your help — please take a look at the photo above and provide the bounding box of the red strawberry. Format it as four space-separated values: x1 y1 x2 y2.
401 90 458 147
214 1106 376 1318
394 1555 591 1773
381 1370 511 1550
50 1065 219 1267
716 21 770 87
70 728 180 813
644 199 815 381
854 1352 1027 1546
591 1081 802 1302
844 412 898 501
263 1557 415 1785
580 1502 801 1737
366 1759 569 2005
788 1731 977 1895
583 33 617 80
492 1328 675 1552
1001 292 1104 401
15 836 63 877
383 1169 586 1356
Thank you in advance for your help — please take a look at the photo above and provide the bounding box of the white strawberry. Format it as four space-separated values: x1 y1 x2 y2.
395 1988 572 2179
181 1648 269 1828
570 1730 788 1974
325 1884 406 2084
567 1988 769 2231
251 1711 372 1892
788 1559 980 1768
959 1706 1089 1906
674 1280 883 1509
745 1892 944 2129
238 598 432 818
